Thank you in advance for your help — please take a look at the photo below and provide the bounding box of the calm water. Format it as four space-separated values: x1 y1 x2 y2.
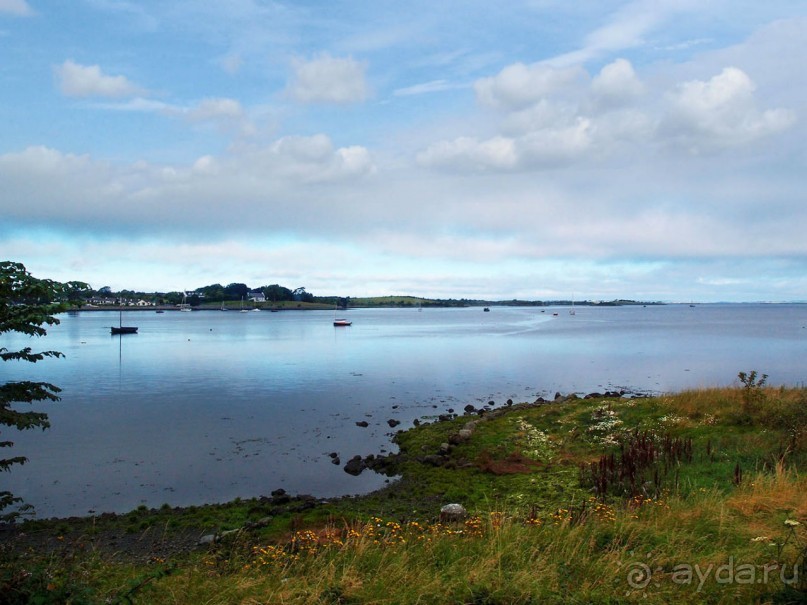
4 304 805 518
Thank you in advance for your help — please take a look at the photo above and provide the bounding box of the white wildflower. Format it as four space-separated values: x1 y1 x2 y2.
514 417 555 461
587 405 625 445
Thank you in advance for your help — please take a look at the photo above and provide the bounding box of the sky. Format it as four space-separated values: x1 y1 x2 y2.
1 1 805 302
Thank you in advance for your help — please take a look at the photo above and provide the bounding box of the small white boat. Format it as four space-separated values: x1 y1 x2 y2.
179 292 192 312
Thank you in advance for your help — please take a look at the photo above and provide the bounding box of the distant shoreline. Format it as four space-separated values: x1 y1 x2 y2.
67 300 675 313
69 302 335 312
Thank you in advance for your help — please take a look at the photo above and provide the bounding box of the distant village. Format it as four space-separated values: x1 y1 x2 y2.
79 283 656 310
85 289 279 308
81 283 318 309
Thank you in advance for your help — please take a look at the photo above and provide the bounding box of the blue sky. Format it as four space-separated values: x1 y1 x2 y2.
1 1 805 301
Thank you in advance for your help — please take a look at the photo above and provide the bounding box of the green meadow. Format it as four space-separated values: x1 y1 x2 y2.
2 377 806 604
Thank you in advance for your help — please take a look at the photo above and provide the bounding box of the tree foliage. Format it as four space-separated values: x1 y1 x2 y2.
261 284 293 302
0 261 89 520
224 283 250 299
292 287 314 303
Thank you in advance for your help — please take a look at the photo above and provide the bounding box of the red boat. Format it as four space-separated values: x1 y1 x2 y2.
333 319 352 327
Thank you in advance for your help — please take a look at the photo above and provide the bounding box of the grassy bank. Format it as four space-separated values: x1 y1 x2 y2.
2 381 806 603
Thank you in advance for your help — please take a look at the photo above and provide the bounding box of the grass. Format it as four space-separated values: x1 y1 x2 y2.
2 382 806 603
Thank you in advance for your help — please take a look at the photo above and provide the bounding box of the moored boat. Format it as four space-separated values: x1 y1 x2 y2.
111 311 137 334
333 298 351 326
111 325 138 334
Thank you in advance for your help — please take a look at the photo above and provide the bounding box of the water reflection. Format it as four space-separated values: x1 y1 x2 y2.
3 304 805 517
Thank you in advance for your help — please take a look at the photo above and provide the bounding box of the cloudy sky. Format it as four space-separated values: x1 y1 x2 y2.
1 1 805 301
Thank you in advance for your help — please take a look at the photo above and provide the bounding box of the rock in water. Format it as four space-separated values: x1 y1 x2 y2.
343 455 366 476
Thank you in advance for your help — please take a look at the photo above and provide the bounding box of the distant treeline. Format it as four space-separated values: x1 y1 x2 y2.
192 283 313 303
89 283 314 306
85 284 661 309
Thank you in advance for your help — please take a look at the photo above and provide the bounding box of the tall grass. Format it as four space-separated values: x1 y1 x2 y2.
4 386 805 604
141 483 803 604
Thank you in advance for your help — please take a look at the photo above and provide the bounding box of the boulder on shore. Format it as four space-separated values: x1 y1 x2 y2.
439 503 467 523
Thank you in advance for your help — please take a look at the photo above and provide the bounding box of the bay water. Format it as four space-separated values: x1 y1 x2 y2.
3 304 805 518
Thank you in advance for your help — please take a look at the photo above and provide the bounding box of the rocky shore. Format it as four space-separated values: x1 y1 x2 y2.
0 388 647 563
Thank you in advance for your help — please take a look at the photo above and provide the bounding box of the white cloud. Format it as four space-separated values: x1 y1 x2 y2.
187 98 244 121
336 146 375 176
55 59 144 98
591 58 644 107
3 3 807 302
662 67 796 152
547 0 701 67
394 80 459 97
90 96 257 138
417 136 517 171
421 49 799 172
183 97 256 137
516 118 592 166
500 99 578 136
588 108 655 147
262 135 374 181
579 2 662 54
0 0 32 16
417 118 593 171
287 54 369 104
91 98 170 112
475 63 586 110
0 136 376 237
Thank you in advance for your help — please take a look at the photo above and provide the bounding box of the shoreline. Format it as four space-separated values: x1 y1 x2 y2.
1 383 805 603
71 302 335 312
3 390 639 525
9 389 651 524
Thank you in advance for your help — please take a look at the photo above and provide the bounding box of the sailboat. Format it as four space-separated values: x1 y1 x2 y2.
179 292 192 312
111 310 137 334
569 296 576 316
240 296 248 313
333 299 351 326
